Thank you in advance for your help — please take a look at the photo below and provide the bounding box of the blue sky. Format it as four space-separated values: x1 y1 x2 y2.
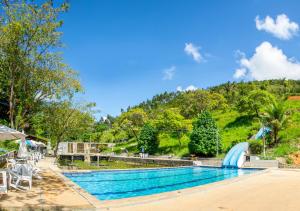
60 0 300 117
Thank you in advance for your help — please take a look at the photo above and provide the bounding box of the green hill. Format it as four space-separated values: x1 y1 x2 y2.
100 80 300 164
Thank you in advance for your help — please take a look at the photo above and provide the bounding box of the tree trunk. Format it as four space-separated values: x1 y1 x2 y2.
274 129 278 144
131 128 139 141
54 139 61 157
9 75 15 129
177 131 182 147
255 108 259 117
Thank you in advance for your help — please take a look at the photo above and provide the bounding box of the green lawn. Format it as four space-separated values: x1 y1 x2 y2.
59 159 162 170
156 133 190 157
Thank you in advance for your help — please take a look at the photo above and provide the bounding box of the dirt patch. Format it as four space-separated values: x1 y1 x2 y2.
289 152 300 166
288 96 300 100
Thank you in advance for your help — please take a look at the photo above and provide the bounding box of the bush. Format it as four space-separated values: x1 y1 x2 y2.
137 123 159 154
188 111 221 157
249 140 263 155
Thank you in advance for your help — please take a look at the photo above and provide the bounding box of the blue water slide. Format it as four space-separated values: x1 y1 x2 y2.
254 127 271 140
222 142 249 168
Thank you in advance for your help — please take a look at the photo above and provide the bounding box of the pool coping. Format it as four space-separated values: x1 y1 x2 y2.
53 163 270 210
48 162 103 209
61 165 195 173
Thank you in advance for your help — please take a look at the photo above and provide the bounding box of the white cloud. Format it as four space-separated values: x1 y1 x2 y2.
255 14 299 40
176 86 183 92
184 43 203 62
233 68 247 79
234 41 300 80
185 85 198 91
176 85 198 92
162 66 176 80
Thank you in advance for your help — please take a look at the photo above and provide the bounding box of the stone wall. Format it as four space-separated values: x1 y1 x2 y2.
105 156 194 166
196 158 222 167
59 154 226 167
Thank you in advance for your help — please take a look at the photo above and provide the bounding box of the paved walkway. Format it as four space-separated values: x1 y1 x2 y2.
0 157 94 210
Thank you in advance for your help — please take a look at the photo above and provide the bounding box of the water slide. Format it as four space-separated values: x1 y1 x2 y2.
254 127 271 140
222 142 249 168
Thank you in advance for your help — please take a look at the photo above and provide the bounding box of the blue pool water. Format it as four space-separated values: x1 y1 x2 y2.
64 167 259 200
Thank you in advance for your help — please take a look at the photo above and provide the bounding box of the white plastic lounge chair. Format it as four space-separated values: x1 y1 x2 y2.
8 164 32 190
0 171 7 194
28 164 42 179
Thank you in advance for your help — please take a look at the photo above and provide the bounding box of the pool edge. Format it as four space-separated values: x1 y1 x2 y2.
57 165 269 209
92 168 269 209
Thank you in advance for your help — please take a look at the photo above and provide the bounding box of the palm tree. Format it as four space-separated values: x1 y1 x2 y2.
261 101 289 144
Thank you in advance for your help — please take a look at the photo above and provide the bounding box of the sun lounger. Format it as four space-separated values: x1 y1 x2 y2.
8 164 33 190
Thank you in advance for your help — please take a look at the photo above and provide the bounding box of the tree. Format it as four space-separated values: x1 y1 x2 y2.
100 130 115 143
117 108 147 140
0 0 81 129
175 90 227 118
41 101 95 155
154 108 187 146
261 101 290 144
236 90 275 117
188 111 221 157
137 123 159 154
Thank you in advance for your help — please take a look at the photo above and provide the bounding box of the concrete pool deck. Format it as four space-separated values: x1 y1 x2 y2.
1 158 300 210
0 157 95 210
106 168 300 211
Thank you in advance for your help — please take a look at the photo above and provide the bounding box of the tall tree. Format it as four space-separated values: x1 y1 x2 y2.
175 90 227 118
261 101 290 144
0 0 81 129
236 90 275 117
117 108 148 140
42 101 95 155
154 108 187 146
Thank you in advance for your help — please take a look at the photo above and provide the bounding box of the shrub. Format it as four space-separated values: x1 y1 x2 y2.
188 111 221 157
249 140 263 155
137 123 159 154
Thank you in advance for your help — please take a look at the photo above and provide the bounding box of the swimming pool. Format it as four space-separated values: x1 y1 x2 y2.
64 167 259 200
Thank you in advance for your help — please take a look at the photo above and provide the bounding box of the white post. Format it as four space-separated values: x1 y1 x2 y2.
216 132 219 157
263 137 266 158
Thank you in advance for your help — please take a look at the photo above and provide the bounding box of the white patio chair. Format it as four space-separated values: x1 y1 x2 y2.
8 164 32 190
0 171 7 194
27 163 42 179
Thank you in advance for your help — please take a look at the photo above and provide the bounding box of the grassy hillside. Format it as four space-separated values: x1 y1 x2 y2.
109 100 300 161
